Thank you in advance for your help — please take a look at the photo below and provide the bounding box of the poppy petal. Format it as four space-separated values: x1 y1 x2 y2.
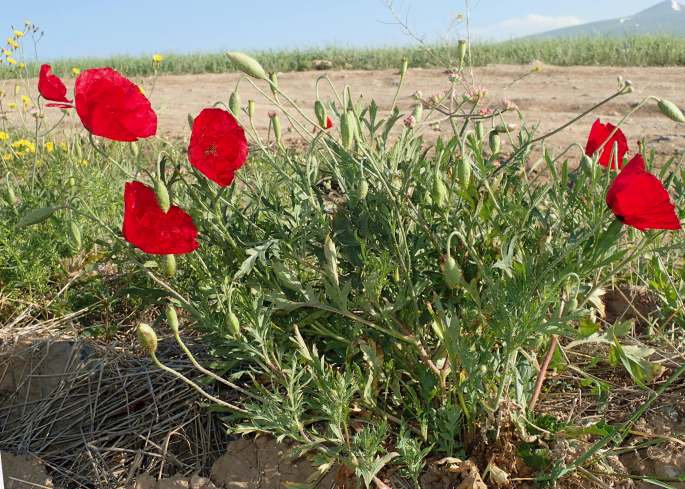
606 154 680 231
188 108 248 187
585 119 629 169
38 64 72 105
75 68 157 142
122 181 199 254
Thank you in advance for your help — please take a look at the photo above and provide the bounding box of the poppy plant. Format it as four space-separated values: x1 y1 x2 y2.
38 64 73 108
122 181 199 254
606 154 680 231
585 119 629 169
188 108 248 187
75 68 157 142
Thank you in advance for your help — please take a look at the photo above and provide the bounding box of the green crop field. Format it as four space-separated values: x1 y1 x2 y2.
3 35 685 80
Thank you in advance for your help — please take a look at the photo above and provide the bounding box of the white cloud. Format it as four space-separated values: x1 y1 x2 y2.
473 14 584 40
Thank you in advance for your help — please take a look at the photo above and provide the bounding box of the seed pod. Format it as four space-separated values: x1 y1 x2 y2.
229 90 241 117
226 310 241 337
457 40 468 67
323 234 339 287
226 52 267 80
412 103 423 123
355 177 369 201
166 305 179 335
137 323 158 354
247 99 256 119
18 206 58 227
341 111 353 150
657 99 685 123
488 131 501 155
580 154 595 178
163 254 177 277
432 172 448 209
400 57 408 78
268 72 279 98
475 121 484 142
314 100 326 128
68 220 82 250
154 178 170 213
458 157 472 188
270 112 282 146
440 255 463 289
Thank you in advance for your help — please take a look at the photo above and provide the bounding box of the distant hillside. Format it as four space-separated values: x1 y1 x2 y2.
529 1 685 39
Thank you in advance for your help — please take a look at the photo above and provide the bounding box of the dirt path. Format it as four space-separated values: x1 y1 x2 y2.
5 64 685 158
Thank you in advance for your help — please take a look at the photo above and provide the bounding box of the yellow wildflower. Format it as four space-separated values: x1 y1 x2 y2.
6 57 16 65
0 131 7 141
8 103 16 109
21 95 31 107
12 139 36 153
44 141 54 153
14 30 24 38
152 53 163 63
2 49 10 57
2 153 11 161
71 67 80 76
7 38 19 49
80 159 89 166
59 142 68 151
18 62 25 69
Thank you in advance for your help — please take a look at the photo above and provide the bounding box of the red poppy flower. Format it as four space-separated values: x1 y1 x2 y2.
188 108 248 187
75 68 157 142
122 181 199 254
585 119 629 169
326 116 334 129
606 154 680 231
38 64 73 108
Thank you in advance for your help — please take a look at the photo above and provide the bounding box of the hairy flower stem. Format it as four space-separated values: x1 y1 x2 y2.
528 335 558 412
150 352 246 413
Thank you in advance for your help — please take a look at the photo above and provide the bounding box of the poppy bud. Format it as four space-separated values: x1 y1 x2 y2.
226 52 267 80
400 57 408 78
18 206 58 228
458 157 472 188
657 99 685 123
355 177 369 201
341 111 354 150
226 310 241 337
166 305 179 335
130 141 140 159
68 220 82 250
187 113 194 129
475 121 484 142
229 90 241 117
393 267 400 283
137 323 158 354
268 72 279 98
314 100 327 128
432 172 448 209
412 103 423 122
488 131 501 155
4 179 17 206
163 254 177 277
247 100 256 120
440 255 463 289
324 234 339 287
270 112 282 146
457 40 468 67
154 178 170 213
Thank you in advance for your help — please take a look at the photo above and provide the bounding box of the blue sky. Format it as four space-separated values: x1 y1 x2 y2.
4 0 664 59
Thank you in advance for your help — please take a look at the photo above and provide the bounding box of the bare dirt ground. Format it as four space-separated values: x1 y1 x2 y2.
7 65 685 158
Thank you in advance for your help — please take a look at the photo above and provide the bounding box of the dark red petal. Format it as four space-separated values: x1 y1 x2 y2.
122 181 199 254
606 154 680 231
325 116 333 129
188 108 248 187
75 68 157 142
585 119 629 169
38 64 72 105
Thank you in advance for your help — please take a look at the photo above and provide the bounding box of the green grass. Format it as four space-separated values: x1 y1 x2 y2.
3 35 685 80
